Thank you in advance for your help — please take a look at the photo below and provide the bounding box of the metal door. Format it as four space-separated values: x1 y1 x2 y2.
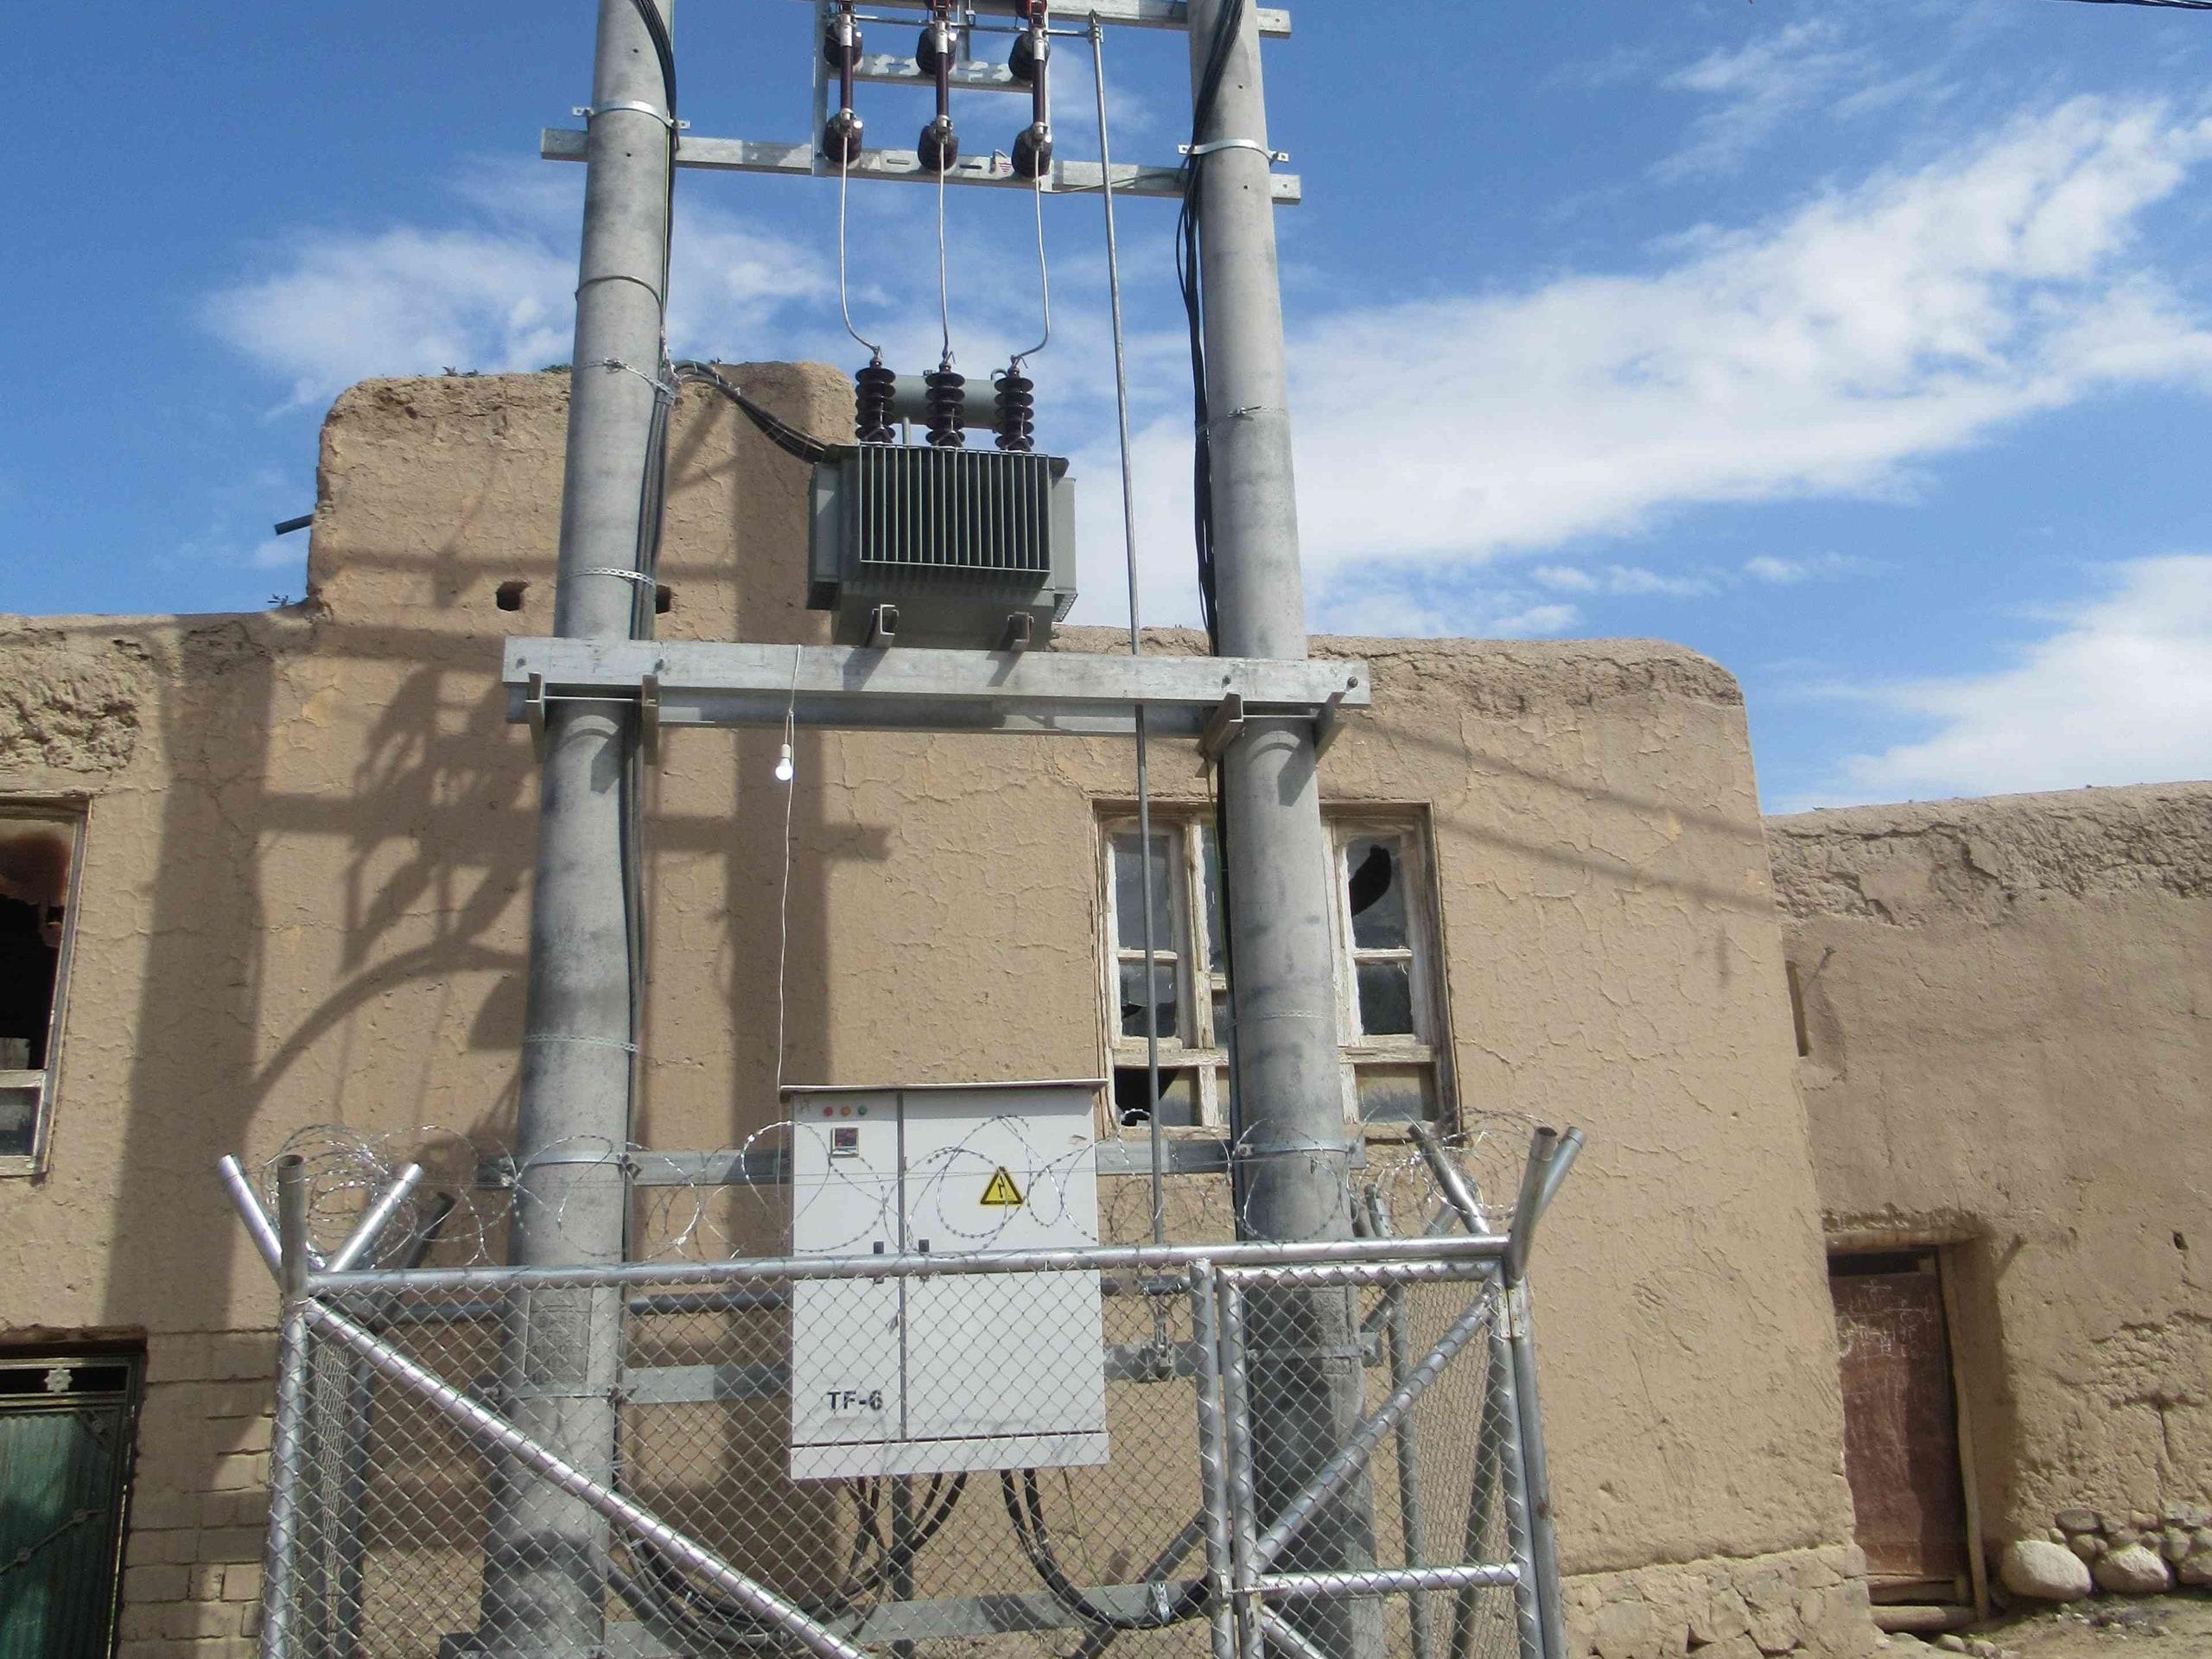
900 1091 1108 1463
0 1356 139 1659
1829 1254 1970 1594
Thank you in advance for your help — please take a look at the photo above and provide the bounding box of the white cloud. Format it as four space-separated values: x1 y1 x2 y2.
1532 563 1716 598
1744 552 1876 584
1316 589 1579 642
1807 556 2212 804
1286 99 2212 593
204 165 825 407
1658 22 1877 181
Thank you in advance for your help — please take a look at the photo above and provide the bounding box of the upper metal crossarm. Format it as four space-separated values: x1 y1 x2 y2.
503 639 1370 741
791 0 1293 34
539 128 1302 204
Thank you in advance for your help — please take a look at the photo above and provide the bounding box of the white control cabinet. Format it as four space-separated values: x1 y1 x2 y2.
785 1082 1110 1480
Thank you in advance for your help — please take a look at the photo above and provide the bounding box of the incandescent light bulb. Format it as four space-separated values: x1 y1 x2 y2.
775 743 796 784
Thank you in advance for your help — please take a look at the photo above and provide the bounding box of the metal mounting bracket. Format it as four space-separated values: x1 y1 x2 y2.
524 671 548 759
640 672 664 765
1198 692 1247 766
1313 688 1349 758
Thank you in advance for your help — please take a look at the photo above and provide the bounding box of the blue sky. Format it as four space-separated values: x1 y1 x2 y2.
5 0 2212 810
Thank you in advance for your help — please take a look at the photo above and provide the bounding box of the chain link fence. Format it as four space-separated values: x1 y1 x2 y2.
224 1120 1577 1659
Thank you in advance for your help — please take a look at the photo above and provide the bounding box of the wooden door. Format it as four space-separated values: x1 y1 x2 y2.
1829 1253 1970 1596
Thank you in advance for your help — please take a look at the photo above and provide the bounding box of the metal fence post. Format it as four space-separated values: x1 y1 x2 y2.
1504 1133 1569 1659
260 1156 315 1659
1217 1281 1265 1659
1190 1262 1239 1659
1369 1193 1438 1659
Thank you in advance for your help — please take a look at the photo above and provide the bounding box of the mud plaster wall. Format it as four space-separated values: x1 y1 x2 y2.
0 367 1855 1645
1769 785 2212 1542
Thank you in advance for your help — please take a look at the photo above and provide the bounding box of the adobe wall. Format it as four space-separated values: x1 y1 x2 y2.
0 366 1864 1659
1770 785 2212 1554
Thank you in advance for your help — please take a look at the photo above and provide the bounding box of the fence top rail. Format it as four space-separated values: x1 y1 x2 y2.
301 1230 1509 1296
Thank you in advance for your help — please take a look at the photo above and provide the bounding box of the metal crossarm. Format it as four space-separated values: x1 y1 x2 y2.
538 127 1303 202
503 638 1370 741
789 0 1294 33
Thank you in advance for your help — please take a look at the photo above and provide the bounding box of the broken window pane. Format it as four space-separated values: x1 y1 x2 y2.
1112 1067 1199 1129
0 817 71 1077
1356 1065 1434 1124
1118 963 1179 1042
0 1083 37 1158
1356 960 1415 1037
1344 837 1409 951
1111 832 1177 955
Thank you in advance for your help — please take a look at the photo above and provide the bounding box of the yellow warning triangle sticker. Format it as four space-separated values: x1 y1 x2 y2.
981 1167 1024 1208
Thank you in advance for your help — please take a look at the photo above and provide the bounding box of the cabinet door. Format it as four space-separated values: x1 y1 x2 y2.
788 1104 904 1472
899 1094 1108 1451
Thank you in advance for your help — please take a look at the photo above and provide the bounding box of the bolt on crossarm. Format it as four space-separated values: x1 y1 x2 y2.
480 1 674 1653
1182 3 1384 1656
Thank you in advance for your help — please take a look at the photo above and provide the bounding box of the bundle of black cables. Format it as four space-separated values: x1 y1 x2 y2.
613 1474 969 1648
1001 1469 1211 1630
1175 0 1248 656
1176 0 1252 1148
672 361 843 466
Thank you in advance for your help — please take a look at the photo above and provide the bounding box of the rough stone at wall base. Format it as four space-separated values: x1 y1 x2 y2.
2065 1533 2106 1562
1999 1541 2094 1602
1566 1542 1875 1659
2179 1549 2212 1589
2054 1510 2101 1535
2089 1544 2173 1595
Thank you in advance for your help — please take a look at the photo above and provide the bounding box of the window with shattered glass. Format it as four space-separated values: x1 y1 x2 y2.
1099 810 1447 1132
1 806 84 1174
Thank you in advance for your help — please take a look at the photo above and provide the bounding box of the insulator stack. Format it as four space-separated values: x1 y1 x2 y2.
925 366 967 448
994 369 1035 454
855 362 897 444
1010 3 1052 180
823 5 864 162
918 9 958 172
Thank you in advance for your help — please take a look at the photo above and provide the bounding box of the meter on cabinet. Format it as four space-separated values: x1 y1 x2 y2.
785 1082 1109 1480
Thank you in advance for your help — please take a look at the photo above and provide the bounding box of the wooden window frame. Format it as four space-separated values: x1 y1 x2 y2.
1 800 86 1180
1099 807 1452 1133
1100 818 1231 1128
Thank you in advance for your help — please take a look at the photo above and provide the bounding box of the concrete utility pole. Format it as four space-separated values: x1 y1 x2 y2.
480 1 672 1652
1183 4 1383 1656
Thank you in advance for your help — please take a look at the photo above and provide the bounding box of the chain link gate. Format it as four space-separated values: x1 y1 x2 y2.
223 1125 1579 1659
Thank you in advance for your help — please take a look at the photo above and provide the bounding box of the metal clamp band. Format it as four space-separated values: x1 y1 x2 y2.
520 1033 641 1055
594 357 678 401
575 567 658 588
1180 137 1289 164
573 101 689 131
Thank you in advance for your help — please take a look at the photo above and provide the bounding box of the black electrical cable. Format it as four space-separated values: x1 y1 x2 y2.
1175 0 1246 654
1001 1470 1209 1631
629 0 677 115
617 1474 968 1646
1177 0 1249 1148
672 361 843 465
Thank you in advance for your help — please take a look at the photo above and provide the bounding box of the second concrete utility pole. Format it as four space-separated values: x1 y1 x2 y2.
1184 4 1385 1656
